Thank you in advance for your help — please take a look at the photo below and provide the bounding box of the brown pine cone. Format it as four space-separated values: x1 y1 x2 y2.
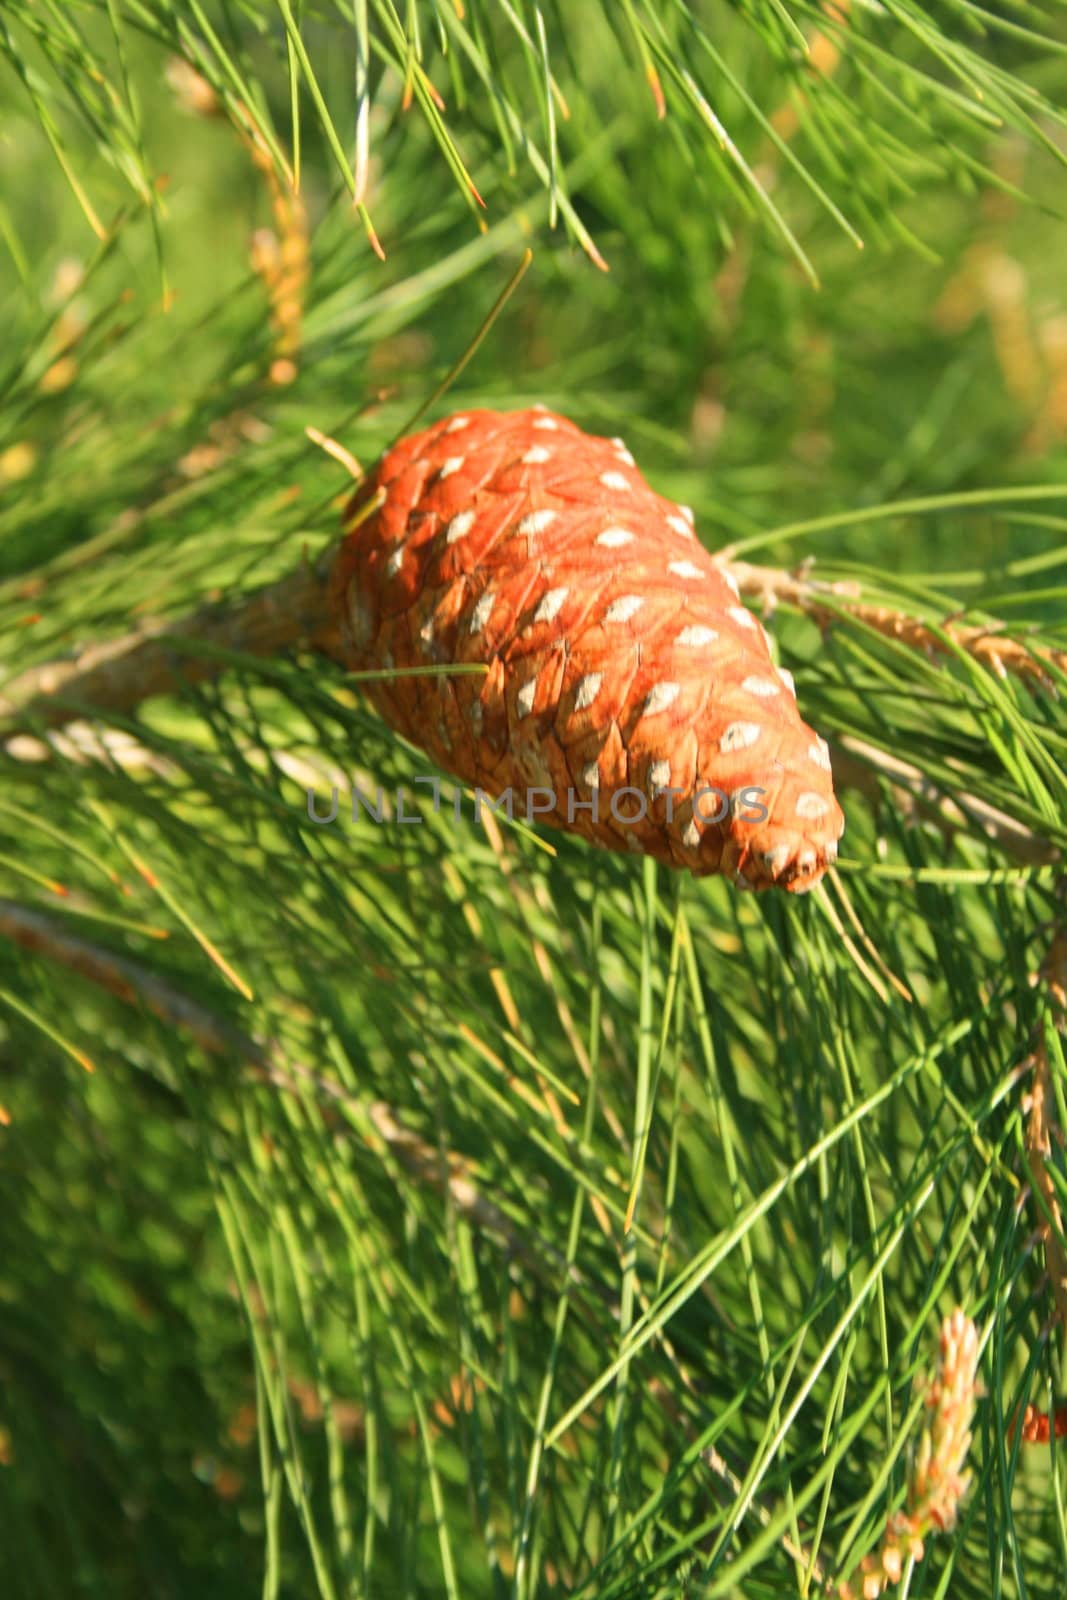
330 406 844 891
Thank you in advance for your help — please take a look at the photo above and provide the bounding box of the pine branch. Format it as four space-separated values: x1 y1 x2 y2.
8 533 1060 731
724 558 1067 692
0 546 342 731
1024 931 1067 1334
832 737 1061 868
3 538 1060 876
0 891 571 1287
4 4 1067 1585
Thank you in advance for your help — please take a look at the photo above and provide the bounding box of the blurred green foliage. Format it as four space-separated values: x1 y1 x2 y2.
1 2 1067 1597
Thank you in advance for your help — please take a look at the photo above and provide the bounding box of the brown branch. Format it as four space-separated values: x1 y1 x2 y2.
1010 930 1067 1449
0 895 547 1269
832 735 1060 868
5 548 1059 741
1025 1044 1067 1329
0 895 828 1575
0 548 343 733
722 558 1066 692
9 895 840 1588
5 721 178 772
2 540 1060 885
1026 932 1067 1333
0 898 269 1062
722 557 1063 866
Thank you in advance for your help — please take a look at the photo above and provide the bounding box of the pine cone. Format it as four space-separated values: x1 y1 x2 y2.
330 407 844 891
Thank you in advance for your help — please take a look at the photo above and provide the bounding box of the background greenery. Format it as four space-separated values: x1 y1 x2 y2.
1 1 1067 1595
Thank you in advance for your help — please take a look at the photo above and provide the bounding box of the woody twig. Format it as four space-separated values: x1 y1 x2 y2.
1026 930 1067 1331
0 892 831 1578
1013 929 1067 1447
723 558 1067 692
0 547 343 733
4 547 1059 731
831 736 1060 869
0 893 570 1287
2 543 1061 881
